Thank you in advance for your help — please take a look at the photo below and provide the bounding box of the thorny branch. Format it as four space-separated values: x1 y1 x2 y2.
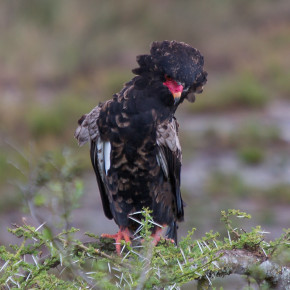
210 249 290 289
1 220 290 289
13 233 289 289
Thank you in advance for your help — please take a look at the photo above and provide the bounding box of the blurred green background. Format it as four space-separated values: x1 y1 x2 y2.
0 0 289 286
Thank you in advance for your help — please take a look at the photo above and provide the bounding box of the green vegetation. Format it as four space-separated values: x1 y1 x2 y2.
0 153 11 185
219 74 269 109
191 73 270 112
204 170 290 205
205 171 248 199
0 208 289 289
25 95 94 141
230 121 282 148
265 60 290 99
180 119 283 156
238 146 265 165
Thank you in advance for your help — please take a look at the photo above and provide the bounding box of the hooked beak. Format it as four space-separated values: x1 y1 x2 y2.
173 91 182 105
163 77 183 105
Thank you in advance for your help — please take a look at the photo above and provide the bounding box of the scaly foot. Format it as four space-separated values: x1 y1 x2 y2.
151 227 175 246
101 227 131 255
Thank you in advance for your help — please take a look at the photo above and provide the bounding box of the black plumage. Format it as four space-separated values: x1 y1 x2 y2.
75 40 207 252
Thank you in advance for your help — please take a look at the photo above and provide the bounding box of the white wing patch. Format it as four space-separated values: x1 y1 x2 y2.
96 138 104 180
92 138 110 181
104 141 111 175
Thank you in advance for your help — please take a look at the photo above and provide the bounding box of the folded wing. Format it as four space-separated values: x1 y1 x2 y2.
74 106 113 219
156 118 184 221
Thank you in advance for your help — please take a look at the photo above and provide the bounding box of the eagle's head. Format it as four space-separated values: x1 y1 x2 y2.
133 40 207 105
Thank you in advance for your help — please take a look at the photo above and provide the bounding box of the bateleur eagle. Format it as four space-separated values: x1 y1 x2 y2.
75 40 207 253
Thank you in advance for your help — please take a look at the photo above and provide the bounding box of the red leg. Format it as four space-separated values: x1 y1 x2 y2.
151 227 175 246
151 227 163 246
101 227 131 255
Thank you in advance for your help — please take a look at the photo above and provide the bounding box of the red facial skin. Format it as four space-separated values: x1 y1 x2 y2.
163 77 183 97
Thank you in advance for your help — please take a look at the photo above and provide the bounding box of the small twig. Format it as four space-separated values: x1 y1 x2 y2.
76 243 113 261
